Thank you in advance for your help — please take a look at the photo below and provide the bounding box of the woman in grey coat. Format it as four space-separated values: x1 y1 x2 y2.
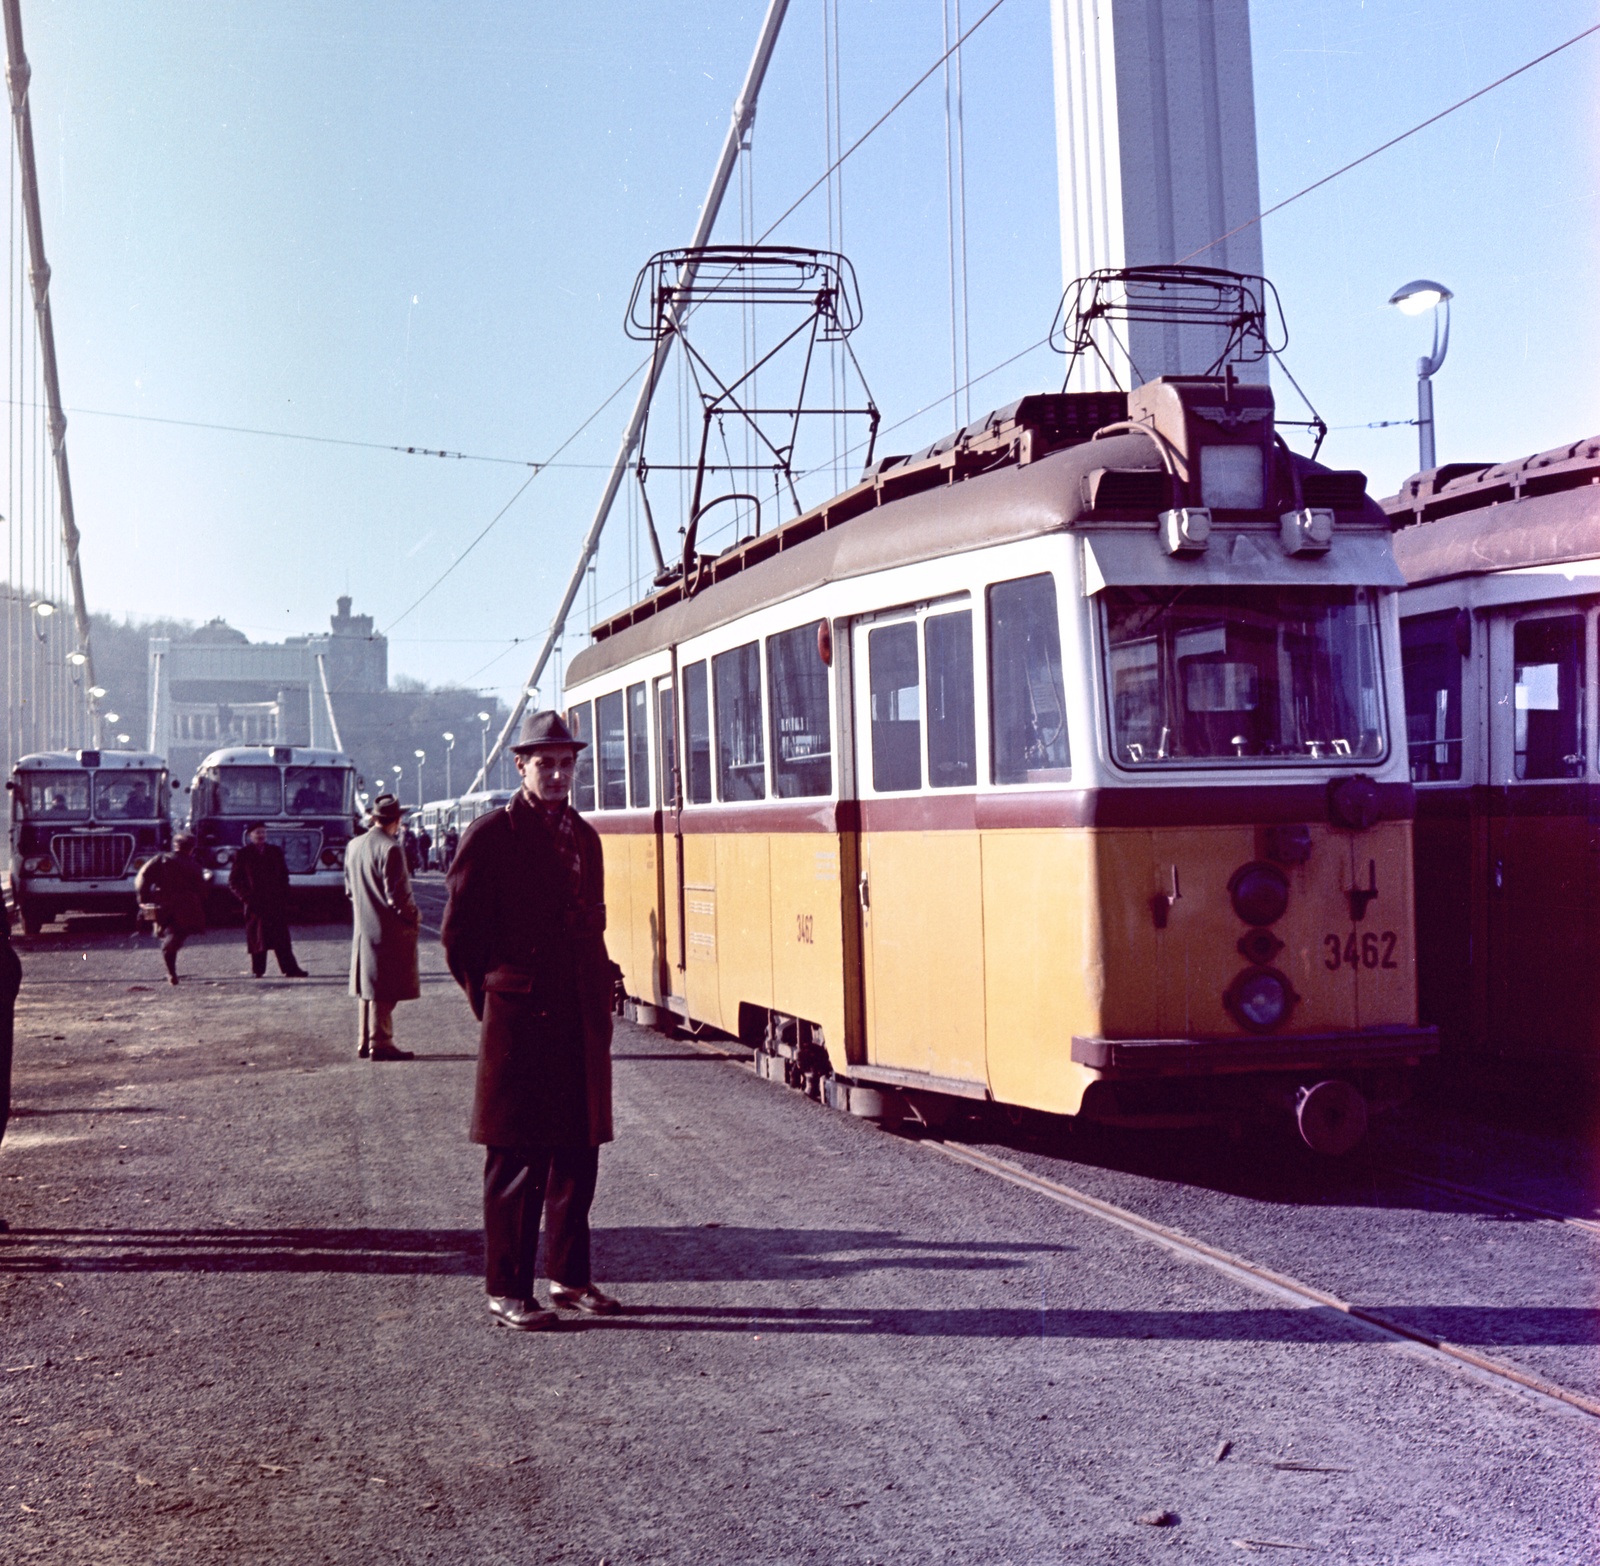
344 793 420 1061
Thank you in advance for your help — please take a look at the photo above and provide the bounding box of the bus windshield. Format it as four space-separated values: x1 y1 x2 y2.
1102 585 1386 766
17 771 90 819
212 767 283 815
285 767 348 816
94 771 163 820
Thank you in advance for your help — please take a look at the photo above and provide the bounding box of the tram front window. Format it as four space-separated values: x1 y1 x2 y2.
1103 586 1385 765
20 772 90 819
285 767 348 816
212 766 283 815
94 771 161 819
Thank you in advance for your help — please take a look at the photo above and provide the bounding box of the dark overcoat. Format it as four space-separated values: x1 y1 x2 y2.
134 852 208 937
228 841 293 953
344 826 421 1005
440 791 614 1148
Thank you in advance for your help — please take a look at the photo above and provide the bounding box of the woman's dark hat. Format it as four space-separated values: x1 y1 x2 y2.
510 709 585 753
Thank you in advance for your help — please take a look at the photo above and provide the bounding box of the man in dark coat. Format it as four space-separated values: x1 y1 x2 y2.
345 793 420 1061
0 902 21 1233
441 709 620 1332
134 831 208 985
228 823 308 978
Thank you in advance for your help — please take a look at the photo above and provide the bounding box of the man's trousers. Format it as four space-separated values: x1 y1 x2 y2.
357 999 395 1054
482 1145 600 1299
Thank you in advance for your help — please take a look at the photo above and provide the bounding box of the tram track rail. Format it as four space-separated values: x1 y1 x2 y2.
1388 1166 1600 1240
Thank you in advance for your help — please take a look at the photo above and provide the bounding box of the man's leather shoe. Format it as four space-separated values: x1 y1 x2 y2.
369 1046 414 1061
357 1043 370 1058
284 968 310 979
487 1295 561 1332
548 1282 621 1315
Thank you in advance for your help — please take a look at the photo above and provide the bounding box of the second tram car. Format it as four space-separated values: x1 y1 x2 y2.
6 748 172 933
187 745 358 910
1389 434 1600 1095
565 373 1437 1151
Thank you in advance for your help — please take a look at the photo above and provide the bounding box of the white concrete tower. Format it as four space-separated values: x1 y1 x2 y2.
1050 0 1265 389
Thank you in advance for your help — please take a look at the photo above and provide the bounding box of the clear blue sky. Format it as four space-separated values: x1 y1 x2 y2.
22 0 1600 708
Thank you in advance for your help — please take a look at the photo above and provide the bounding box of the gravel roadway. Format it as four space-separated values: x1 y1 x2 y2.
1 903 1597 1564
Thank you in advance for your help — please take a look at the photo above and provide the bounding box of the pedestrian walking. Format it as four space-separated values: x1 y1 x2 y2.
417 826 433 872
0 901 20 1234
345 793 420 1061
134 831 207 984
441 709 621 1332
442 823 459 872
228 824 309 978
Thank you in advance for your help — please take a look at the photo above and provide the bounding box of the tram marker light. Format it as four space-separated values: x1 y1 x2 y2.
1279 508 1334 556
1224 966 1297 1032
1228 862 1290 926
1160 507 1211 556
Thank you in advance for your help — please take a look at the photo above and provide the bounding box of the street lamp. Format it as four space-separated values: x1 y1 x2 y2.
477 711 492 786
104 712 120 726
442 731 455 798
1388 279 1453 473
414 748 426 808
116 733 130 748
391 763 403 801
66 651 86 667
88 686 106 700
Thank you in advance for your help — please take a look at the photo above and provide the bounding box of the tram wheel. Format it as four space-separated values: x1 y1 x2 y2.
1295 1079 1368 1156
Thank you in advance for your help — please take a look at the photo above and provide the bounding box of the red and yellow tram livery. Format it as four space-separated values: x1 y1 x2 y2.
567 374 1436 1151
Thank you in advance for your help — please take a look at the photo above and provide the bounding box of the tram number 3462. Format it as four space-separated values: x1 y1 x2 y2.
796 914 815 946
1324 931 1400 971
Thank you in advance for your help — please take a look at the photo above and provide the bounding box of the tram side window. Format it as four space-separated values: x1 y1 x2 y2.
597 691 627 808
1513 615 1585 780
767 622 832 798
1401 613 1464 782
868 622 921 792
568 701 595 812
926 610 976 788
684 661 712 804
989 574 1070 784
656 681 677 807
627 681 651 808
714 642 766 801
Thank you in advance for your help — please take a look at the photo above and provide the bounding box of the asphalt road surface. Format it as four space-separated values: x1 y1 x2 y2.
1 909 1597 1564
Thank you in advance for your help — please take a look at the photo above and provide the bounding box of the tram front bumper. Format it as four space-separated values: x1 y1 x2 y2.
1071 1026 1439 1078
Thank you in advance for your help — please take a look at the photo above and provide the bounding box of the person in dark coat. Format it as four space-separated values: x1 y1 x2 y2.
0 902 20 1233
134 831 208 984
416 827 433 872
441 709 620 1332
442 824 460 872
228 823 308 978
345 793 420 1060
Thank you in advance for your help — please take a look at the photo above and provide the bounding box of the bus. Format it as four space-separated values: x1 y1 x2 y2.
188 745 359 911
6 748 173 934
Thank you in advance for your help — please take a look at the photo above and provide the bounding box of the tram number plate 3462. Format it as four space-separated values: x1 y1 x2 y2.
1324 931 1399 971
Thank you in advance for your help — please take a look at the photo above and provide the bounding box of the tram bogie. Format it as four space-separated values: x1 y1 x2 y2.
5 748 173 933
568 372 1436 1152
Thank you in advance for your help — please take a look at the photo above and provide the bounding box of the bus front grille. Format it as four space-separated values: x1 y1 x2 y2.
265 829 323 874
52 833 135 880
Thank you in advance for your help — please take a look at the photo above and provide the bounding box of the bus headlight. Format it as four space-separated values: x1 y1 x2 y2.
213 846 235 867
23 854 53 874
1228 862 1289 926
1225 966 1297 1032
320 846 345 867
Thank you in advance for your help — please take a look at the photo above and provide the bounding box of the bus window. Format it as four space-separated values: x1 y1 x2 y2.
925 610 976 788
767 621 832 798
20 772 89 819
868 622 921 792
569 701 595 812
597 691 627 808
1514 615 1585 780
213 767 283 816
684 661 712 804
656 680 677 807
714 642 766 801
627 682 650 808
1401 613 1464 782
94 771 162 820
285 767 347 816
990 574 1070 784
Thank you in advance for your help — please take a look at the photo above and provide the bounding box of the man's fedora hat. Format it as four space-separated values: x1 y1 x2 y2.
510 709 586 753
371 793 403 825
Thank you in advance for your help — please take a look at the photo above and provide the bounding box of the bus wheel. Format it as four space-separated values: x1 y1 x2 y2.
1295 1079 1368 1156
18 899 43 937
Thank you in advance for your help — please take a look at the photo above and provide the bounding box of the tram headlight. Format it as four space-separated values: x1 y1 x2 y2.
1228 862 1289 926
23 854 53 875
1225 966 1297 1033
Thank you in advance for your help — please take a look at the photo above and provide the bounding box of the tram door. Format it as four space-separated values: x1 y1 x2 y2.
1483 607 1597 1060
654 675 685 1008
849 610 987 1088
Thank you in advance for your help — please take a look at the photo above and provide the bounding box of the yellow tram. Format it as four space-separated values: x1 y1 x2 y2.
565 374 1437 1151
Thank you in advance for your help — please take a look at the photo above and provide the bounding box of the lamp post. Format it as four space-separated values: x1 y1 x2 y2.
442 731 455 798
391 764 404 803
477 711 491 785
1388 279 1452 473
414 749 426 807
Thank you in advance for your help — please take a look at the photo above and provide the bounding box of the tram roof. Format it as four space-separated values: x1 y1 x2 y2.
569 386 1391 687
12 749 166 771
1385 433 1600 585
193 746 353 769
